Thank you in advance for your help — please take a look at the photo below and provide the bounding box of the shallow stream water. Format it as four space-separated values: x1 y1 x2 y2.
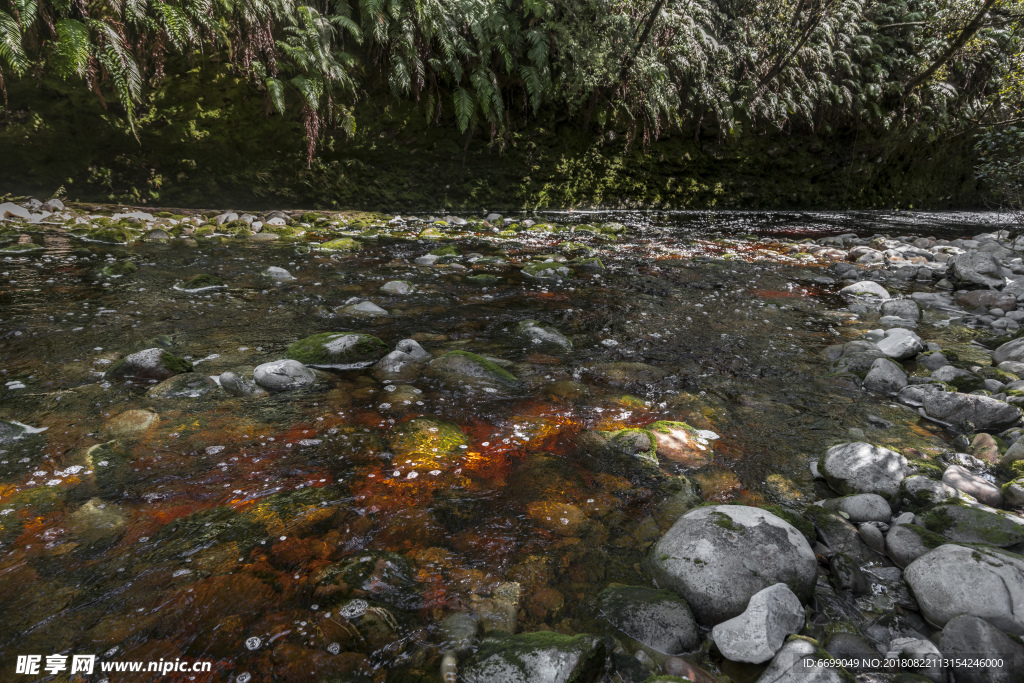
0 209 1014 681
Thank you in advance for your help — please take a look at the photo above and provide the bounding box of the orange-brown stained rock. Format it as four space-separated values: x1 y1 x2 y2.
526 501 587 536
527 586 565 620
652 426 711 467
269 536 331 570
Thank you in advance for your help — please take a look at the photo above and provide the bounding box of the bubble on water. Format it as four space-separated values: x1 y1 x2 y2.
205 445 225 455
245 636 262 650
327 642 341 655
339 599 368 619
236 673 252 683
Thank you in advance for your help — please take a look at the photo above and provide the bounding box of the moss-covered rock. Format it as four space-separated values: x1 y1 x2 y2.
86 226 139 244
317 237 360 251
1 242 44 252
521 261 574 281
467 273 500 285
424 350 520 392
106 348 193 380
285 332 388 367
918 504 1024 547
429 244 459 257
178 273 225 291
147 372 218 400
101 260 137 277
461 631 606 683
387 417 468 463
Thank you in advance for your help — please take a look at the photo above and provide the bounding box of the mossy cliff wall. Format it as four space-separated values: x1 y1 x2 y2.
0 61 985 210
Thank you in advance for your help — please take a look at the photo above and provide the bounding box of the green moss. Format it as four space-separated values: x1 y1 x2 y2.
317 237 360 251
762 505 816 545
264 224 302 238
444 350 518 383
711 510 745 532
387 417 468 462
101 260 137 277
1 242 44 252
220 219 252 237
160 352 194 375
194 225 215 236
521 261 574 281
299 211 323 223
921 505 954 534
907 458 945 479
180 273 225 290
429 244 459 257
285 332 388 365
571 257 606 272
979 367 1019 383
904 523 948 549
605 428 659 465
467 273 499 285
88 227 137 244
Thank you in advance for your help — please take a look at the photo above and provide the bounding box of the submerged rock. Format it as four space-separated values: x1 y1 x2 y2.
596 585 700 656
372 339 431 381
253 360 317 392
460 632 604 683
262 266 296 281
101 409 159 438
647 505 816 625
840 281 890 299
511 320 573 352
424 351 520 393
387 417 467 463
147 373 218 399
219 371 269 398
106 348 193 381
285 332 389 367
710 583 806 664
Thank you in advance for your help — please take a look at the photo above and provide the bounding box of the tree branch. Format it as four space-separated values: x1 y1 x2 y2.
904 0 997 93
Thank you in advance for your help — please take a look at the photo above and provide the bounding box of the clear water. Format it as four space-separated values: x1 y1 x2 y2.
0 210 1005 680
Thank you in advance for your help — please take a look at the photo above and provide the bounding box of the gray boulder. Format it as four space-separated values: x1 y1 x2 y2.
648 505 816 625
942 465 1005 507
512 320 573 352
858 523 886 554
372 339 432 382
219 371 268 398
596 586 700 656
820 442 908 497
897 383 945 408
253 360 316 392
840 281 890 299
904 544 1024 633
886 524 940 568
994 337 1024 366
876 328 924 360
939 615 1024 683
822 493 891 523
922 391 1022 431
756 638 848 683
105 347 192 381
949 251 1008 288
711 583 806 664
863 358 907 394
901 475 959 507
261 266 296 281
917 504 1024 547
460 632 604 683
880 299 921 320
380 280 414 295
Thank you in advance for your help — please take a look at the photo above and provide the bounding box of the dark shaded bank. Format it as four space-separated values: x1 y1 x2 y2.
0 62 986 212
